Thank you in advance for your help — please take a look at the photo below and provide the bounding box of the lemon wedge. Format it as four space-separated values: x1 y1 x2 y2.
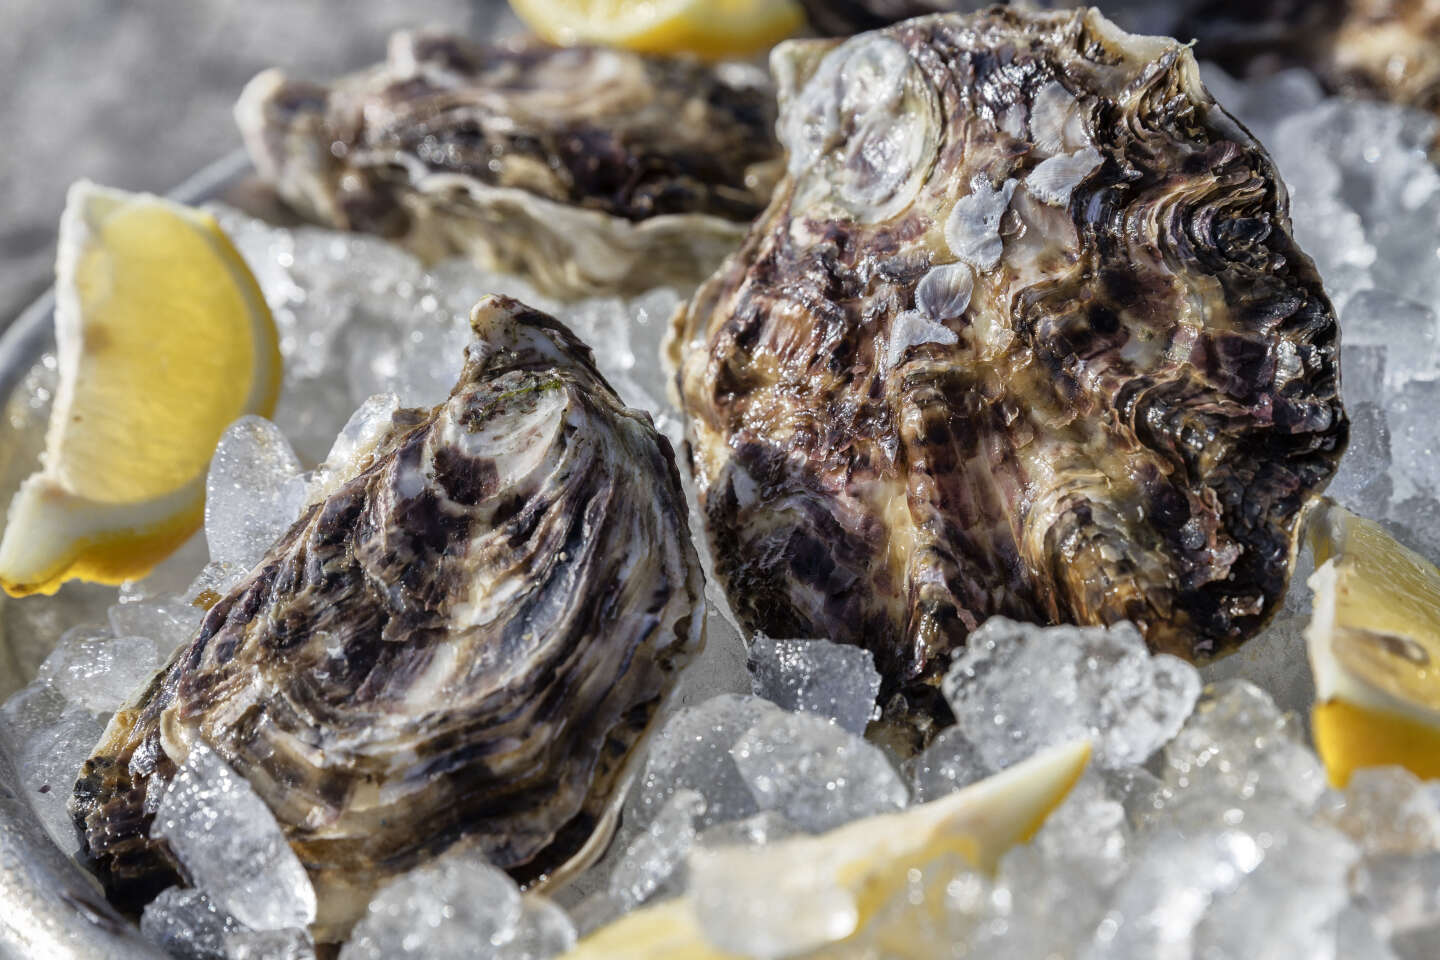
1306 499 1440 786
0 182 281 597
507 0 805 59
564 740 1091 959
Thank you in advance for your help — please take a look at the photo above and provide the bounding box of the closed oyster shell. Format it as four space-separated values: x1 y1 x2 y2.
236 30 782 299
71 296 705 939
672 10 1346 730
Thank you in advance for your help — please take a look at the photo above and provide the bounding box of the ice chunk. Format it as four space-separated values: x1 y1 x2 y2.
606 788 705 913
1386 378 1440 500
341 851 571 960
1326 400 1393 517
945 175 1017 271
500 898 578 960
1089 807 1355 960
746 634 880 735
108 591 204 658
151 743 316 931
1199 613 1315 717
730 710 907 832
978 775 1129 959
1352 853 1440 934
225 928 317 960
308 392 401 504
901 725 990 803
184 561 248 609
942 617 1200 771
33 626 158 712
140 887 242 960
1026 146 1103 206
205 416 307 569
272 373 359 466
1317 766 1440 856
625 694 786 832
1342 291 1439 389
0 683 105 853
887 310 958 367
1162 680 1326 810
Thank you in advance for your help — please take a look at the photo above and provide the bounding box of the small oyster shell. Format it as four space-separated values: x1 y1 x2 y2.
236 30 783 299
672 10 1346 732
72 296 705 940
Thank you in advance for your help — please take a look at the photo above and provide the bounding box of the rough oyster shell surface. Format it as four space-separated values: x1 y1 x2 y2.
672 9 1346 727
71 296 705 939
236 31 783 299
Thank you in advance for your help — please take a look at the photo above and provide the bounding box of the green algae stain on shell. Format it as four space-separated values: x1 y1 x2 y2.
72 296 705 940
672 8 1346 730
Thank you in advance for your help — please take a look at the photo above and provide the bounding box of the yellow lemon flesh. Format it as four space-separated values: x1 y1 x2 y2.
507 0 805 59
563 740 1091 959
0 182 281 596
1306 499 1440 787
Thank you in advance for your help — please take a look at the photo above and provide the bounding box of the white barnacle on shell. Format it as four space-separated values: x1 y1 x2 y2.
1030 80 1089 155
915 261 974 321
1026 146 1104 206
887 309 959 367
945 175 1018 271
775 35 939 223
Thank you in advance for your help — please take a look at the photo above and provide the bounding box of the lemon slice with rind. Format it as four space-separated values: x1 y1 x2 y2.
564 740 1091 959
507 0 806 59
0 182 281 596
1306 499 1440 786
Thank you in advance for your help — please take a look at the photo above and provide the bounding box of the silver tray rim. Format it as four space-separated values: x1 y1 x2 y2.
0 149 253 960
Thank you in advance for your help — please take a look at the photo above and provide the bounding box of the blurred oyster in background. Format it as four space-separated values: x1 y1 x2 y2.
236 29 782 298
70 296 705 940
672 7 1346 737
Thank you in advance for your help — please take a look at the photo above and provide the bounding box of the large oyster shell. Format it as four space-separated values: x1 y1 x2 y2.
236 30 782 299
672 9 1346 730
71 296 705 939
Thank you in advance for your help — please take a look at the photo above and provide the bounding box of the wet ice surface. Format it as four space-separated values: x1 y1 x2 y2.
339 851 574 960
4 56 1440 960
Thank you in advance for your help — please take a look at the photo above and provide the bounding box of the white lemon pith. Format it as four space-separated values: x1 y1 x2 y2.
507 0 806 59
564 740 1091 959
1306 499 1440 785
0 182 281 596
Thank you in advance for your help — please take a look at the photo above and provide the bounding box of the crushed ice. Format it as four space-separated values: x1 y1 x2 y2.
5 54 1440 960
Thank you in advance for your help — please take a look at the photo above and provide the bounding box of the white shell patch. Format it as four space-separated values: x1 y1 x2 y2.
888 310 958 367
1030 80 1089 155
915 261 974 321
1027 147 1103 206
945 175 1018 272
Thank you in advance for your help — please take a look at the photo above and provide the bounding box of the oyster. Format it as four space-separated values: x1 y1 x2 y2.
236 30 782 299
71 296 705 939
672 10 1346 729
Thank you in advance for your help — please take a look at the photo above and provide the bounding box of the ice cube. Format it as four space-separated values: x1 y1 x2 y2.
1317 766 1440 856
730 710 907 832
1199 613 1315 718
1327 400 1393 517
1088 807 1355 960
1342 291 1440 389
746 633 880 735
497 898 577 960
151 743 316 931
0 684 105 853
35 626 158 712
272 373 362 467
625 694 786 833
942 617 1200 771
140 887 242 960
901 725 991 803
339 851 530 960
1335 906 1401 960
205 416 306 570
606 788 705 913
1352 852 1440 934
224 927 317 960
108 592 205 658
1162 680 1327 810
307 393 401 504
